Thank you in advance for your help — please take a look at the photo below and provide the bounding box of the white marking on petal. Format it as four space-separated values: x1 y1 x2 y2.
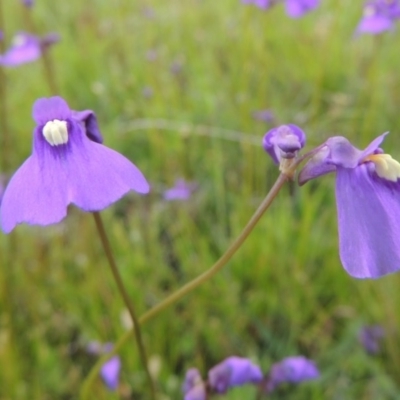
12 35 26 47
363 153 400 182
42 120 68 146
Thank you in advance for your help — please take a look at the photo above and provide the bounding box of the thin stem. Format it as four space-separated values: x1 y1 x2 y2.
0 0 10 172
92 212 156 399
81 173 289 399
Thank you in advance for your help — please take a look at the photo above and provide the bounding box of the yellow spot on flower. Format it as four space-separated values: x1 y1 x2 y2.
363 153 400 182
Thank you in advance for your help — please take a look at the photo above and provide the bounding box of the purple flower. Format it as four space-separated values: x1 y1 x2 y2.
263 124 306 165
21 0 34 7
0 32 59 67
182 368 206 400
241 0 275 10
299 133 400 278
0 96 149 233
208 356 263 394
359 325 385 354
356 1 400 35
100 356 121 391
252 109 275 124
266 356 319 392
285 0 320 18
163 179 196 201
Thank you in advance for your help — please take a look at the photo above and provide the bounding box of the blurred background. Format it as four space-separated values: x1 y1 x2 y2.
1 0 400 399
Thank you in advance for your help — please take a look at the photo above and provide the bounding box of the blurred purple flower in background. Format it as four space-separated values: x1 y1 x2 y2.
163 179 196 201
21 0 34 8
208 356 263 394
0 32 59 67
0 96 149 233
252 109 275 124
242 0 319 17
263 124 306 164
356 0 400 34
359 325 385 354
100 356 121 391
87 341 121 391
182 368 206 400
299 133 400 278
285 0 320 18
265 356 319 392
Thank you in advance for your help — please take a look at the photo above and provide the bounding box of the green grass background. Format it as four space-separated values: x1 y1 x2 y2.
1 0 400 399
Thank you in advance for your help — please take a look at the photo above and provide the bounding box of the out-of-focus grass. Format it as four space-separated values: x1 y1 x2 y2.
1 0 400 399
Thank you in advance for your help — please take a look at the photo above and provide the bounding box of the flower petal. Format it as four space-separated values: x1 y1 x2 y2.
72 109 103 143
0 154 68 233
100 356 121 391
336 165 400 278
32 96 71 125
65 130 150 210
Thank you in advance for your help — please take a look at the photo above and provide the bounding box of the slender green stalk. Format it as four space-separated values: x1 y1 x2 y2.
21 6 59 94
81 173 289 399
92 212 156 399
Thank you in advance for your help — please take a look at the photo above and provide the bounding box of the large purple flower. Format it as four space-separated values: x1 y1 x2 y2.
0 32 59 67
356 0 400 35
208 356 263 394
265 356 319 392
0 96 149 233
299 133 400 279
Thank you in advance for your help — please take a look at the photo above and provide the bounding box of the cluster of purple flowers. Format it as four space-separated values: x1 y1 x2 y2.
182 355 319 399
356 0 400 34
242 0 320 18
263 124 400 279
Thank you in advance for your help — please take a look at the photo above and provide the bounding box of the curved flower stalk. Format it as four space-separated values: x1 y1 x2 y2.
0 32 59 67
0 96 149 232
299 133 400 278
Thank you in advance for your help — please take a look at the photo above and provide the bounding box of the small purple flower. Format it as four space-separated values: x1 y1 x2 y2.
0 32 59 67
356 1 400 35
359 325 385 354
21 0 34 7
299 133 400 278
208 356 263 394
285 0 320 18
0 96 149 233
241 0 275 10
265 356 319 392
163 179 196 201
263 124 306 164
252 109 275 124
182 368 206 400
100 356 121 391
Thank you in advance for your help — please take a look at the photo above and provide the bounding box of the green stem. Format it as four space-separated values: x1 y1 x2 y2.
92 212 156 399
21 6 59 94
81 173 289 399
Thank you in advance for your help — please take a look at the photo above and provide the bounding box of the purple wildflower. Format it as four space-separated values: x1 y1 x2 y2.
265 356 319 392
299 133 400 279
263 124 306 165
0 32 59 67
182 368 206 400
0 96 149 233
359 325 385 354
163 179 196 201
356 0 400 35
285 0 320 18
100 356 121 391
21 0 34 7
252 109 275 124
241 0 274 10
208 356 263 394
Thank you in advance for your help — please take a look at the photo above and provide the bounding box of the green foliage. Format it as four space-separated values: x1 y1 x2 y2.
1 0 400 399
